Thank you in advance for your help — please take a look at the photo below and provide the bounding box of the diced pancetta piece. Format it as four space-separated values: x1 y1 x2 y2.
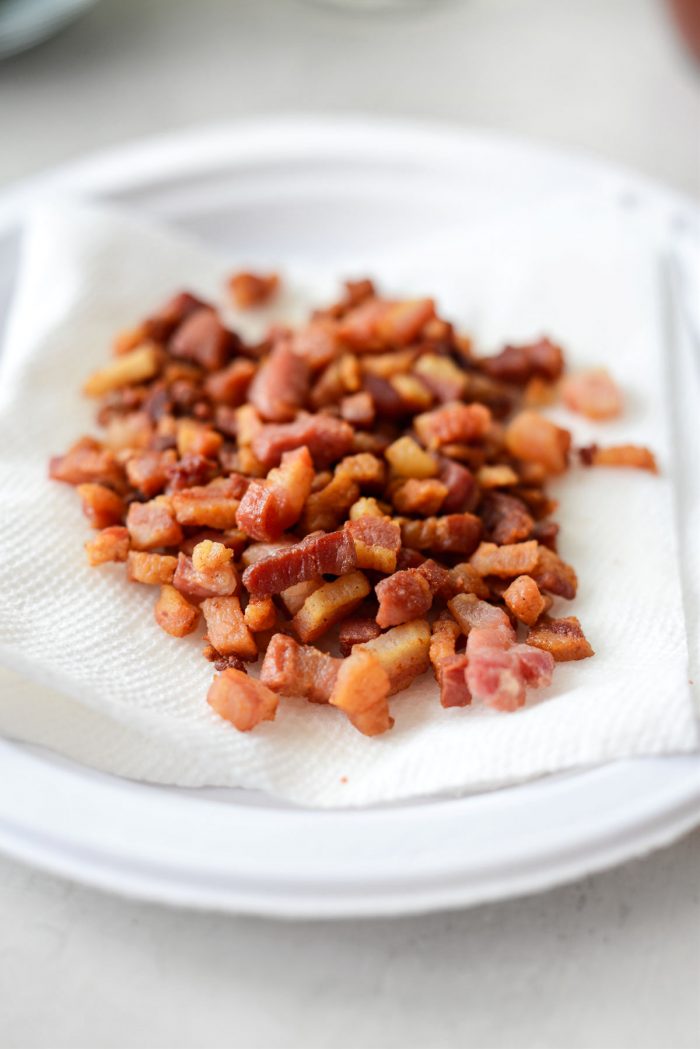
505 411 571 475
83 345 161 397
561 368 622 420
201 595 258 660
127 551 178 585
385 435 438 478
480 337 564 385
480 491 534 545
470 539 539 578
340 391 375 427
76 483 125 529
252 412 354 468
414 403 492 449
301 472 360 532
84 525 130 566
236 446 314 541
49 437 125 490
375 570 433 628
126 449 177 497
292 571 370 643
355 619 431 694
329 649 393 736
526 616 594 660
391 478 448 516
503 574 547 626
439 655 472 708
579 444 658 473
242 529 357 595
154 584 200 637
228 271 279 309
204 358 256 406
247 339 310 421
243 596 277 633
448 593 514 642
207 669 278 731
175 419 223 459
438 458 477 513
345 516 401 573
531 545 578 599
399 512 482 555
338 616 382 656
173 549 237 601
413 353 468 402
126 499 183 549
169 307 233 371
261 633 340 704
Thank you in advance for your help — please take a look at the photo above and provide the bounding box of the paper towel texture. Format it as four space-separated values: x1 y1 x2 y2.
0 201 696 807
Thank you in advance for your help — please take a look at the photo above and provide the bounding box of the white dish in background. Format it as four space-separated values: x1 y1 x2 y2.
0 117 698 918
0 0 97 59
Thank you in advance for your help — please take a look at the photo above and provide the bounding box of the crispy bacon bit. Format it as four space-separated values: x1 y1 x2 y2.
390 373 433 413
175 419 223 459
377 299 436 347
127 551 178 585
207 669 278 732
414 403 492 450
292 571 370 643
481 338 564 385
126 500 183 550
336 452 386 488
438 459 477 513
361 347 417 379
375 569 433 628
345 516 401 573
301 471 360 533
385 435 438 479
527 616 594 661
206 651 247 672
164 453 218 492
476 464 519 488
429 614 471 707
340 391 375 427
503 574 546 626
243 596 277 633
531 545 578 599
228 271 279 310
338 616 382 656
466 645 525 712
76 483 125 529
505 410 571 475
201 595 258 660
242 529 357 596
103 410 153 451
236 446 314 541
480 492 534 545
413 353 467 403
349 496 386 520
278 577 323 616
439 655 472 709
83 345 161 398
171 478 241 529
399 513 482 555
470 539 539 578
154 584 200 637
204 358 256 406
85 525 130 566
248 340 309 422
169 308 232 371
49 437 125 490
291 319 341 370
429 613 460 678
447 562 490 600
144 290 208 342
579 443 658 473
126 449 176 497
191 540 238 592
261 633 340 704
252 413 354 469
355 618 431 695
561 368 622 420
516 645 555 687
447 593 514 641
391 478 448 516
523 376 557 408
329 649 393 736
173 548 237 601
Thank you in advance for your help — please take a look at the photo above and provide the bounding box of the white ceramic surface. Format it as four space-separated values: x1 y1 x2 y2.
0 117 698 918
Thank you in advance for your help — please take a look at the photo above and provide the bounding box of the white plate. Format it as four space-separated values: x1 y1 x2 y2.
0 117 698 918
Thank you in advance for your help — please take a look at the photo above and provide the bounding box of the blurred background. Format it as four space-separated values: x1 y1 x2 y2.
0 4 698 1049
0 0 698 196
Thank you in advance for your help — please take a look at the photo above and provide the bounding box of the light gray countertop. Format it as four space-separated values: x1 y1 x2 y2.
0 2 698 1047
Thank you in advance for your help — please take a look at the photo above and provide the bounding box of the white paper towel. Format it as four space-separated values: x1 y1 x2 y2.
0 200 697 807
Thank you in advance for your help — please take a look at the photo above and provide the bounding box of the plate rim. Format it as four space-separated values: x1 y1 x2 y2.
0 114 698 917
